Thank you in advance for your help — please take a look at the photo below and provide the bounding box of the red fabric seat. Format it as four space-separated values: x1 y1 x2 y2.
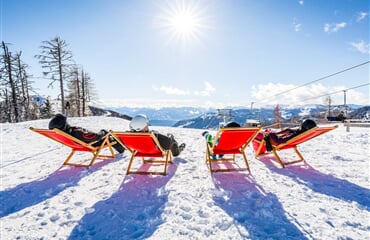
110 131 172 175
253 125 338 167
30 127 115 167
205 127 261 173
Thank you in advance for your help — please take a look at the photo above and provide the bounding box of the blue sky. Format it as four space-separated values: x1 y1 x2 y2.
2 0 369 108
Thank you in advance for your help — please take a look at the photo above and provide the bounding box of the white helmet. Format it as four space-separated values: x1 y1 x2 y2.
129 114 149 132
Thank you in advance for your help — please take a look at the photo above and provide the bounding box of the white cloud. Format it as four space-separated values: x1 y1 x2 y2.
251 83 368 106
350 40 370 54
153 85 190 95
324 24 330 32
194 81 216 96
356 12 369 22
292 18 302 32
294 23 302 32
153 81 215 97
324 22 346 33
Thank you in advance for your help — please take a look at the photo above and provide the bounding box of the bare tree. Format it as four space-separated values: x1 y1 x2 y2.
0 49 7 122
66 66 97 117
66 66 81 117
1 41 36 122
81 70 97 116
81 69 87 116
15 51 33 121
1 41 20 122
35 36 74 114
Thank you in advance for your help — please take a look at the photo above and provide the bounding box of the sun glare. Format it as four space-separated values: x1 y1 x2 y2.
171 11 197 35
156 0 209 47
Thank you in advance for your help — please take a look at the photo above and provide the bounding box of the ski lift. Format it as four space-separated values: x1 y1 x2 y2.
245 119 260 127
217 108 233 127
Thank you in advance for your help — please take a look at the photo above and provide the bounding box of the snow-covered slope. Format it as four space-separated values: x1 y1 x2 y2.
1 117 369 239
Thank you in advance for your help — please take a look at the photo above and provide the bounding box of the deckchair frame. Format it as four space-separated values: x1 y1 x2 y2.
205 127 261 173
253 125 338 167
110 131 173 175
30 127 116 167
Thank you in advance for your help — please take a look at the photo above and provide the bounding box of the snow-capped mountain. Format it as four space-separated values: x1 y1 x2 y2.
96 104 368 129
173 106 329 129
106 106 213 126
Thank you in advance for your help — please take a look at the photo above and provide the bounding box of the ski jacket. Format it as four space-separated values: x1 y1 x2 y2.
65 126 107 146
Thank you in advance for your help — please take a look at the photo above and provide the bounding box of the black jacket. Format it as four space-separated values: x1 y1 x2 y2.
153 132 181 157
65 125 107 146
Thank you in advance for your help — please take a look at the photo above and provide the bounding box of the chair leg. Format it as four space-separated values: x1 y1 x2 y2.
162 151 170 176
126 154 136 175
294 147 305 163
88 150 100 166
63 150 76 165
255 140 265 157
64 149 101 167
241 151 251 173
126 151 171 175
284 147 305 166
208 152 251 173
205 146 214 172
272 149 285 168
272 147 305 168
208 155 214 173
99 137 116 158
88 145 109 166
63 141 115 167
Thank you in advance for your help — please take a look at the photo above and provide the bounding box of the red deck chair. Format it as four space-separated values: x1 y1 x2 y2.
30 127 116 167
205 127 261 173
110 131 173 175
252 125 338 167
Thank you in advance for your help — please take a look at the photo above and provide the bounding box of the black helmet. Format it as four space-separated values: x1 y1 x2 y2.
49 114 67 130
225 121 241 128
301 119 317 131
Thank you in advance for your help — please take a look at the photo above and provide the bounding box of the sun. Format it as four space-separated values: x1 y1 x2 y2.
156 0 209 47
170 11 197 36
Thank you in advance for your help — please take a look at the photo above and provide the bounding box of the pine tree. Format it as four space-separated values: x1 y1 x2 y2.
40 96 53 119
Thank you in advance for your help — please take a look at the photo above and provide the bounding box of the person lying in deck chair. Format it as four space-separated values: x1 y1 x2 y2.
202 121 241 159
261 119 317 151
128 114 186 157
48 113 125 153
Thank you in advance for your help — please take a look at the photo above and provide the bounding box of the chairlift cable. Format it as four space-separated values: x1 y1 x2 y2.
257 61 369 104
299 82 370 103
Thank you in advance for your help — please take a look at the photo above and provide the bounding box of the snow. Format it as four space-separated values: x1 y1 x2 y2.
1 116 369 240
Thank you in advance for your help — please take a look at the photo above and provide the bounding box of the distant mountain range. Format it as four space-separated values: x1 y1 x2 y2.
88 106 132 121
31 95 369 129
101 104 369 129
106 106 210 126
172 106 324 129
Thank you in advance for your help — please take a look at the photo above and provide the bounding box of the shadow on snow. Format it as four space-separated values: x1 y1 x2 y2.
0 155 124 218
259 156 370 211
68 159 181 240
212 173 308 240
